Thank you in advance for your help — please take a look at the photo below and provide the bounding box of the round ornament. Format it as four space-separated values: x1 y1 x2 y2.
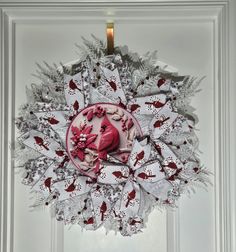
66 103 142 177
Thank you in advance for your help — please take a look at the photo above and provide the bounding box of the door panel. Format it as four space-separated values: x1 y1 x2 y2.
1 2 235 252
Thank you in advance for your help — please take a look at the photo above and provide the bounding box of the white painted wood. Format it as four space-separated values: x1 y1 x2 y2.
0 1 235 252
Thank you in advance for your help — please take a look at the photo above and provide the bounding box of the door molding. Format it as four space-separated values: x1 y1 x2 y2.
0 1 235 252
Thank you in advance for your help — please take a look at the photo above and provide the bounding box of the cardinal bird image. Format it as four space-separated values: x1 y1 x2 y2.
137 172 156 180
65 178 76 192
84 217 94 225
130 104 140 113
69 79 81 91
145 100 165 108
112 171 128 179
163 161 178 170
162 161 179 174
73 100 79 111
34 136 49 150
157 78 166 88
98 115 120 160
134 150 145 166
55 150 64 157
125 189 136 208
44 117 59 125
106 79 117 91
167 168 182 181
153 117 170 128
44 177 52 192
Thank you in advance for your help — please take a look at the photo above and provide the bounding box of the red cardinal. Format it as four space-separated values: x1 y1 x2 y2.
106 79 117 91
65 178 76 192
153 117 170 128
164 162 178 170
157 78 166 88
98 115 120 160
112 171 128 179
130 104 140 113
44 177 52 192
73 100 79 111
84 217 94 225
34 136 49 150
145 101 165 108
137 172 156 180
100 201 107 221
69 79 81 91
44 117 59 125
167 168 182 181
125 189 136 208
134 150 145 166
55 150 64 157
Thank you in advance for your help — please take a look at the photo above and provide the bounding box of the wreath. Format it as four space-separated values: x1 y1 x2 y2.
15 36 210 236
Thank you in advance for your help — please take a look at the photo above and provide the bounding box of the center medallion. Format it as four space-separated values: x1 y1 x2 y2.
66 103 142 177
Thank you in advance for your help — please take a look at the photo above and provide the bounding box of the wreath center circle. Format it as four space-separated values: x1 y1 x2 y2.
66 103 142 177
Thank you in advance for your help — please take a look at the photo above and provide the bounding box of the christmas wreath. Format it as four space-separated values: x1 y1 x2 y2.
15 35 210 236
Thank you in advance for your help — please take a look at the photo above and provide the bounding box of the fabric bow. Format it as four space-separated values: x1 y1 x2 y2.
97 137 173 221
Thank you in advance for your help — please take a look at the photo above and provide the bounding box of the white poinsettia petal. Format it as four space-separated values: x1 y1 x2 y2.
128 94 167 115
97 67 127 104
128 138 151 170
115 181 140 219
19 130 66 162
97 163 129 184
150 101 178 139
135 160 165 183
64 73 85 111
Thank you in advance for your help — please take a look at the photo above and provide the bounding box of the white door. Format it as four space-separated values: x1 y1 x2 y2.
1 1 235 252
